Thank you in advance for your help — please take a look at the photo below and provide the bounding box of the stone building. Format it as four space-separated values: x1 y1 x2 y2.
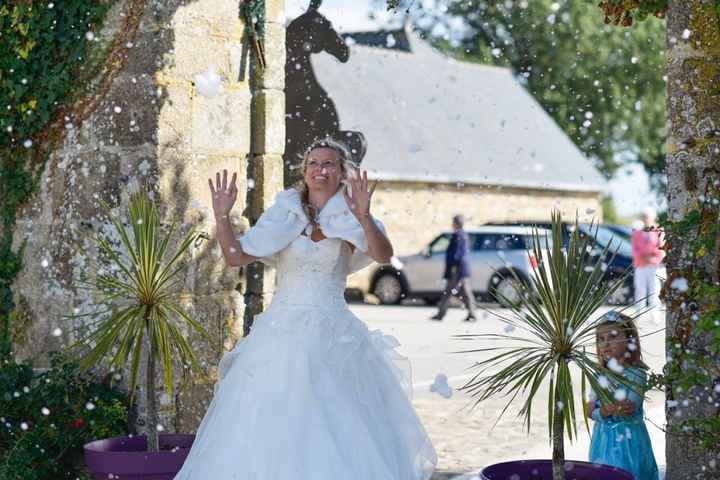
10 0 286 433
308 25 607 291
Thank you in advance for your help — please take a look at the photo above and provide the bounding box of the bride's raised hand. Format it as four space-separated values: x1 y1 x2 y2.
209 169 238 219
343 169 377 221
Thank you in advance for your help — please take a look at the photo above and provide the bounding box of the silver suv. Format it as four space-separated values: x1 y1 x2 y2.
369 226 552 306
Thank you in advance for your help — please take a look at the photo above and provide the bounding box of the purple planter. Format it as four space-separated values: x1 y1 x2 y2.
84 434 195 480
480 459 634 480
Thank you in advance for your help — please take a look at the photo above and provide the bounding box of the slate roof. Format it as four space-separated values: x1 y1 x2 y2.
310 25 607 193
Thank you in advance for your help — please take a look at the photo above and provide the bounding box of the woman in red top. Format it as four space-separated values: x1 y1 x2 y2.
631 207 665 313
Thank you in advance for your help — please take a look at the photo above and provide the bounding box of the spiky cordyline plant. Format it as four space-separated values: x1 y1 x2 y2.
455 211 646 480
65 185 210 452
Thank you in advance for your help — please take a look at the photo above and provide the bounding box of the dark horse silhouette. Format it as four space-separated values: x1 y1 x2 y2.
284 0 367 187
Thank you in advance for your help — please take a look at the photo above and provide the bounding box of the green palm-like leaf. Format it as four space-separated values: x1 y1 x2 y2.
63 185 212 443
455 211 643 475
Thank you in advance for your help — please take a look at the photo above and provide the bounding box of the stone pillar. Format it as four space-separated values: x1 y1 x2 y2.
243 0 286 336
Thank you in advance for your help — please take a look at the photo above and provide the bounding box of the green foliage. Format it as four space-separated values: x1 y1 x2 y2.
0 0 109 143
65 185 211 451
601 194 620 224
660 205 720 451
455 211 638 479
0 352 129 480
0 0 112 359
595 1 668 26
404 1 667 188
241 0 266 38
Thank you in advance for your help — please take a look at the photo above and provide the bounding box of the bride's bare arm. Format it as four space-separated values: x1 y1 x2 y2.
358 215 393 263
209 169 258 267
214 214 258 267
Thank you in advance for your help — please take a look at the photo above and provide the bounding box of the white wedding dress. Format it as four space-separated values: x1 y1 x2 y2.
174 229 437 478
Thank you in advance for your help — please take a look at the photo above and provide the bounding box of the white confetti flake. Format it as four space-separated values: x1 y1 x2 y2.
614 388 627 401
598 375 610 389
607 357 625 373
23 139 33 148
194 65 224 98
430 373 453 399
85 402 96 411
390 256 404 270
41 407 50 416
85 31 95 41
671 277 689 292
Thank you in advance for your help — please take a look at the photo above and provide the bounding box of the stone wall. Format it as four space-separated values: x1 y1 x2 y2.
347 180 603 292
10 0 285 434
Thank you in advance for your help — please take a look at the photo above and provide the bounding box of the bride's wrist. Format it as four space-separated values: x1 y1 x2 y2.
357 212 373 224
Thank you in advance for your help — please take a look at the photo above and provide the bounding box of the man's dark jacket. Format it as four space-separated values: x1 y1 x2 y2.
444 230 471 279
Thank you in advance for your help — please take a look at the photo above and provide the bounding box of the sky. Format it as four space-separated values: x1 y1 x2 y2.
284 0 665 220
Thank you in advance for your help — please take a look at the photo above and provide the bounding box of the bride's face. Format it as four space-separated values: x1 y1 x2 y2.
304 147 343 192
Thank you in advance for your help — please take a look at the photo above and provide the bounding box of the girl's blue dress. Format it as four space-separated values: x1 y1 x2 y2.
589 366 659 480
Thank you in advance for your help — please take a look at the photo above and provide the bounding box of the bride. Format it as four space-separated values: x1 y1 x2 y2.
174 137 437 479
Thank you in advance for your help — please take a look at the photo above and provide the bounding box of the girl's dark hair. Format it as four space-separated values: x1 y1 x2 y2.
595 312 647 369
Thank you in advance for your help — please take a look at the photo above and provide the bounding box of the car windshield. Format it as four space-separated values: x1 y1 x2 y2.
579 224 632 257
428 234 451 254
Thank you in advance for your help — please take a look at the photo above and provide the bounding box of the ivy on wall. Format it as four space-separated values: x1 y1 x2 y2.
0 0 113 359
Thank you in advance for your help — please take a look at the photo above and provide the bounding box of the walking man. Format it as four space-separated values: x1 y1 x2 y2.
431 214 477 322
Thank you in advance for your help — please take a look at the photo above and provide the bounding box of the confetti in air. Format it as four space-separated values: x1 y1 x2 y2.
194 65 224 98
430 374 453 399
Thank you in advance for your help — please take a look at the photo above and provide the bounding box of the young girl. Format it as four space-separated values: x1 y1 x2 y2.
586 312 659 480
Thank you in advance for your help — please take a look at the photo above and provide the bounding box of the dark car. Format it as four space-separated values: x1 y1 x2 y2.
485 221 634 305
604 224 632 240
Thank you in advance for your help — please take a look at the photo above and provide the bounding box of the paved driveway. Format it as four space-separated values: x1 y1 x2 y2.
349 302 667 478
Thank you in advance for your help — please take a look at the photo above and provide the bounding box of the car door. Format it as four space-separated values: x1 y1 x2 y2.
403 234 451 293
469 233 507 293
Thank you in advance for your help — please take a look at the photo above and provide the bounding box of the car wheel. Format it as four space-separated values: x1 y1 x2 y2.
373 273 404 305
491 275 524 308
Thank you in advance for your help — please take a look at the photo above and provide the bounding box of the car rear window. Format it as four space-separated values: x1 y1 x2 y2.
472 232 552 251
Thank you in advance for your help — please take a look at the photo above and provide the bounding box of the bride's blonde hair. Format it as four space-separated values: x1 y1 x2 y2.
295 137 357 229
